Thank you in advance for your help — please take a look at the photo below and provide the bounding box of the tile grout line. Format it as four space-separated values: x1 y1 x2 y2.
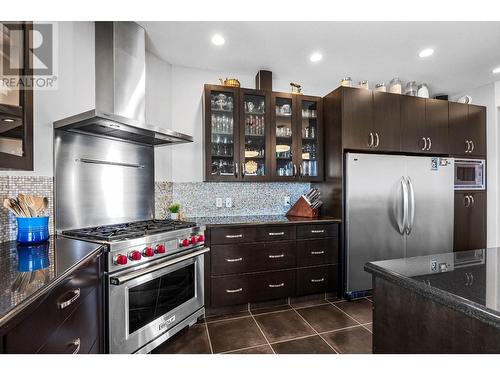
290 305 339 354
249 310 277 354
327 301 373 334
203 322 214 354
220 343 274 354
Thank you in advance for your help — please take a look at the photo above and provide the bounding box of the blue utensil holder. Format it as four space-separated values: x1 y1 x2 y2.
16 217 49 244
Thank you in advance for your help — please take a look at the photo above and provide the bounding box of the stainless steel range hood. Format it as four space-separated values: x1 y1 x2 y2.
54 22 192 146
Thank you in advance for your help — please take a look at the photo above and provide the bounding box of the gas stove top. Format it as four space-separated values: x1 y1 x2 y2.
62 219 197 242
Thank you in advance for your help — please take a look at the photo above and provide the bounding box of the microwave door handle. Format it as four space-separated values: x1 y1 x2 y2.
398 177 408 235
406 177 415 235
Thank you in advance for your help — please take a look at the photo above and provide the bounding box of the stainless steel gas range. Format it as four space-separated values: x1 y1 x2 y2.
62 220 208 354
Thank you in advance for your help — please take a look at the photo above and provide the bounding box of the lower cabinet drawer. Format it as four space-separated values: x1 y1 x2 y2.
296 265 338 296
210 227 257 244
211 270 296 307
211 241 296 276
255 225 296 241
38 287 99 354
297 223 338 239
297 238 338 267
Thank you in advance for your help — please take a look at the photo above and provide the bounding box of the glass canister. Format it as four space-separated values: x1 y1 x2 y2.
417 83 430 98
405 81 418 96
340 77 352 87
375 83 386 92
389 78 402 94
358 80 369 90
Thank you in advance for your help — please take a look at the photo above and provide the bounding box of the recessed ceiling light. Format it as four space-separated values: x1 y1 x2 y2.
419 48 434 58
2 118 14 122
493 66 500 74
211 34 225 46
310 52 323 63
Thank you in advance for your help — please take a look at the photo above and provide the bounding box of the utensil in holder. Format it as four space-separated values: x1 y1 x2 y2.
16 216 49 244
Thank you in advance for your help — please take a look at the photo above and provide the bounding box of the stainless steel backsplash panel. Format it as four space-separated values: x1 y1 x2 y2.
55 130 154 231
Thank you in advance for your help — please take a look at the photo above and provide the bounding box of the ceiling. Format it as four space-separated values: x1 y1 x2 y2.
139 21 500 97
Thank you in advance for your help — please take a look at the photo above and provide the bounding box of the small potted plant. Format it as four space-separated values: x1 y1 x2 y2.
168 203 181 220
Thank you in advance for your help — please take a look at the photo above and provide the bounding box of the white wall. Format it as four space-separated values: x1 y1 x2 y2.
0 21 95 177
456 82 500 247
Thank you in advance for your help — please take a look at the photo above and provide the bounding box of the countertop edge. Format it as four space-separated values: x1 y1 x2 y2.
0 244 103 330
365 262 500 330
187 216 341 228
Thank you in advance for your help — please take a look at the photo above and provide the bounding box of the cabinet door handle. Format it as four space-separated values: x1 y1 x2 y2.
226 288 243 293
469 272 474 286
311 250 325 255
293 164 297 177
368 132 374 147
470 140 474 153
241 162 245 178
421 137 427 151
234 162 238 178
464 195 471 208
311 278 325 283
268 254 285 259
71 338 81 354
225 257 243 263
225 234 243 239
374 132 380 148
57 288 81 309
470 195 475 207
268 283 285 288
465 273 470 286
465 140 470 153
269 231 285 236
426 137 432 151
311 229 325 234
299 164 303 177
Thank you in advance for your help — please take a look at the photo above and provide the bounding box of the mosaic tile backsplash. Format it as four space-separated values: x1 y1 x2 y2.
0 176 54 243
155 181 311 219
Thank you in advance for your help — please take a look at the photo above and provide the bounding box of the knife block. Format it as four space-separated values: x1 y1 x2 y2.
286 196 319 218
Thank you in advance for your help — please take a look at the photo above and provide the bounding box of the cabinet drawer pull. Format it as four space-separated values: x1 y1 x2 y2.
57 288 81 309
268 283 285 288
268 253 285 259
269 231 285 236
225 257 243 263
311 229 325 234
311 278 325 283
71 338 81 354
226 288 243 293
311 250 325 255
225 234 243 239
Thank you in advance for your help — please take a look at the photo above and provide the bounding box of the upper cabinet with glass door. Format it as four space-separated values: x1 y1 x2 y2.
239 89 270 181
0 22 33 170
271 93 297 181
297 96 323 181
204 85 239 181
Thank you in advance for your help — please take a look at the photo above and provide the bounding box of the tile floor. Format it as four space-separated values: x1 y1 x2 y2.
152 297 373 354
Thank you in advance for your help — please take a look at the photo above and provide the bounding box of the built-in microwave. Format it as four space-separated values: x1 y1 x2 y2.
454 159 485 190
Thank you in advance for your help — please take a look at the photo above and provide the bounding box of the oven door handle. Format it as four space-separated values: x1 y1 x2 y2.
109 247 210 285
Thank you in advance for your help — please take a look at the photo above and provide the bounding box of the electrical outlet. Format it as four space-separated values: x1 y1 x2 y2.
216 197 223 208
225 197 232 208
284 196 291 206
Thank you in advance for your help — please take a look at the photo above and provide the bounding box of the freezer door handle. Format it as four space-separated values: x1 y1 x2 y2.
398 177 409 235
406 177 415 235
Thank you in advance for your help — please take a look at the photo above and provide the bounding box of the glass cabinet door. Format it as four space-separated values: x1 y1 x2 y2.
240 90 269 180
298 97 322 181
206 87 239 181
273 94 296 179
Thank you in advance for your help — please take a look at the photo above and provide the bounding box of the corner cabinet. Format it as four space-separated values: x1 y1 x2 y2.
204 84 323 182
449 102 486 157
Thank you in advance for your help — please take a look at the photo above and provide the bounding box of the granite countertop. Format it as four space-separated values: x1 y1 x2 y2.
185 215 341 228
365 247 500 329
0 236 103 329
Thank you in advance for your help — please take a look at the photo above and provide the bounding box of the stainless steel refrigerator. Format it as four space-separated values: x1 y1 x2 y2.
345 153 454 296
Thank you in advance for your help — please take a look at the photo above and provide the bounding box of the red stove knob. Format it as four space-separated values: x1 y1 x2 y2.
115 254 128 265
143 247 155 257
181 239 190 247
129 250 142 261
197 234 205 243
156 244 166 254
191 236 198 244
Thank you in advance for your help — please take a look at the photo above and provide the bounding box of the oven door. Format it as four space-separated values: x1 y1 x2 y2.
108 247 209 354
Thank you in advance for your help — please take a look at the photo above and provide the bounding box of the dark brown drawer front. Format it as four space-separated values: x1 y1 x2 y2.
297 238 338 267
255 225 296 241
211 270 295 307
38 288 99 354
4 253 100 353
297 224 338 239
296 265 338 296
211 241 296 276
210 227 257 244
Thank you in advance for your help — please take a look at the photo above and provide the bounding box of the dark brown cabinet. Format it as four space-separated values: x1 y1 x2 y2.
450 102 486 157
454 191 487 252
372 91 401 152
424 98 449 154
341 87 373 151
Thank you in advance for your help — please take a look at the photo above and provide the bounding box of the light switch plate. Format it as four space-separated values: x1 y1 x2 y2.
216 197 223 208
225 197 232 208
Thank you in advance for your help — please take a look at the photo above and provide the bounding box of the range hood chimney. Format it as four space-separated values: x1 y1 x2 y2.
54 22 192 146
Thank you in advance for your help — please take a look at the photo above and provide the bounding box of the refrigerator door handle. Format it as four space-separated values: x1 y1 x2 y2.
398 177 409 235
406 177 415 235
